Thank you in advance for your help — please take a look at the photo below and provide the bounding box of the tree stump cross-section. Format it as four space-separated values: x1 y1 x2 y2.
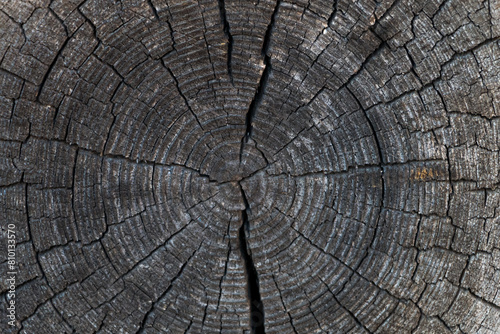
0 0 500 333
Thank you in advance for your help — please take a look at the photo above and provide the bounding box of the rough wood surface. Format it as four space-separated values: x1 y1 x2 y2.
1 0 499 333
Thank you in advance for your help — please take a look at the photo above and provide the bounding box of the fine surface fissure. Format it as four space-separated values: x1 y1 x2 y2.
163 63 205 130
137 245 201 333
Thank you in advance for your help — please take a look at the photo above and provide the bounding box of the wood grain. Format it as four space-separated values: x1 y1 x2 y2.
0 0 499 333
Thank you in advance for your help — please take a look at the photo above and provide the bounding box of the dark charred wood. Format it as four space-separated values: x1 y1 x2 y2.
1 0 500 333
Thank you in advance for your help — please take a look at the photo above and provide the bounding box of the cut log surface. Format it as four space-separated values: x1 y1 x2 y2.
0 0 500 333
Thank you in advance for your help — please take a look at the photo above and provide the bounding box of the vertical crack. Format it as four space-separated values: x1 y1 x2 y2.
242 62 271 143
218 0 233 84
240 0 280 160
238 183 265 334
326 0 339 27
147 0 160 20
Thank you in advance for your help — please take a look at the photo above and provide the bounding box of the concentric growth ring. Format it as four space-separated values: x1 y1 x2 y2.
1 0 500 333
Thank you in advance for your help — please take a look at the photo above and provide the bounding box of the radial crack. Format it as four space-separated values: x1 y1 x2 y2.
218 0 233 84
326 0 339 26
238 183 265 334
240 0 281 159
147 0 160 20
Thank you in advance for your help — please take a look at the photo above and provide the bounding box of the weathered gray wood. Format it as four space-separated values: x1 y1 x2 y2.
0 0 499 333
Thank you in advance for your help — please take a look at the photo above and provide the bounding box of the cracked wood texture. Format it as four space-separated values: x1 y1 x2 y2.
1 0 500 333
